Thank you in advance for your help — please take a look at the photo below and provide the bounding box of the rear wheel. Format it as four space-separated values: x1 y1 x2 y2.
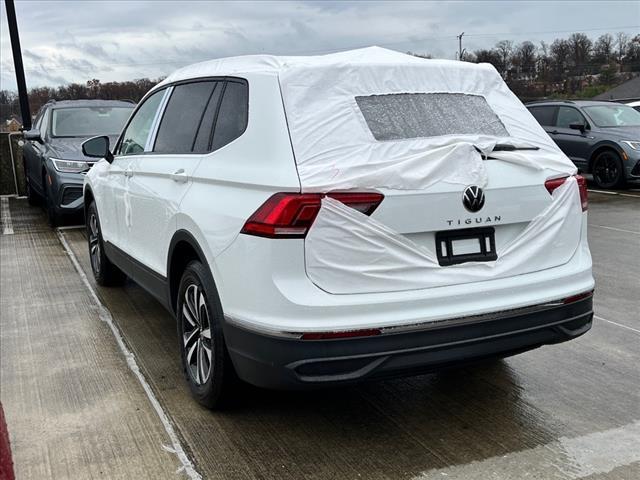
177 261 235 409
592 150 625 189
87 201 126 286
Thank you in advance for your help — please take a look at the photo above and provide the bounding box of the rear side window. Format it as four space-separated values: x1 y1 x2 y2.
211 82 249 151
355 93 509 141
192 83 224 153
528 106 556 126
556 106 586 128
154 81 217 154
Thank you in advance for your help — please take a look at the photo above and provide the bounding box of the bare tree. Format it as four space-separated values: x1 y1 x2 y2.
550 38 571 79
568 33 593 75
513 41 537 77
495 40 514 76
616 32 630 71
593 33 614 65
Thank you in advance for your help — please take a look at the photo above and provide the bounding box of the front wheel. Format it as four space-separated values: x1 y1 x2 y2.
43 178 60 227
24 165 40 206
592 150 625 189
177 261 235 409
86 201 126 286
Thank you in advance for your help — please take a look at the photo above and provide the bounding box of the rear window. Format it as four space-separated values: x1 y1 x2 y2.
355 93 509 141
528 106 556 126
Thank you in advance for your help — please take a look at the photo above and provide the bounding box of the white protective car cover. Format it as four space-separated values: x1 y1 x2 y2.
276 48 579 293
277 46 575 191
307 177 582 294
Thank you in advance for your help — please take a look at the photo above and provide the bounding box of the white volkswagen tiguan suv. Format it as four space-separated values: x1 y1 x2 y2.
82 48 594 408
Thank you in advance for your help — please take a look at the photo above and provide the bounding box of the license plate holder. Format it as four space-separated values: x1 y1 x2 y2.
435 227 497 266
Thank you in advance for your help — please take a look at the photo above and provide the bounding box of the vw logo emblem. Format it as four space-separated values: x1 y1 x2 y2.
462 185 485 212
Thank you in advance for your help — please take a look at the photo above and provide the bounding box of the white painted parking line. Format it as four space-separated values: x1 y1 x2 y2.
591 224 640 235
413 420 640 480
57 224 85 231
56 230 202 480
588 189 618 195
588 189 640 198
595 315 640 335
1 197 14 235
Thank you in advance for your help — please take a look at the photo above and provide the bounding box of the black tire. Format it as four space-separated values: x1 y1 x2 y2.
24 165 40 206
177 260 235 409
43 175 60 227
592 150 625 189
86 201 127 286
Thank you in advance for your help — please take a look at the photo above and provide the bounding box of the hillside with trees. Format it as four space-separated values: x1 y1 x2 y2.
461 32 640 99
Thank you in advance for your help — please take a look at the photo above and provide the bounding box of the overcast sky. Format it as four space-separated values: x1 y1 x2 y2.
1 0 638 90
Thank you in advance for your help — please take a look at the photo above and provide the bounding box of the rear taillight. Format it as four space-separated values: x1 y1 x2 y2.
240 192 384 238
563 289 594 304
544 175 588 212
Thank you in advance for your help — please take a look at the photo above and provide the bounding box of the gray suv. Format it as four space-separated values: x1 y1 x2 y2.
23 99 134 226
526 100 640 189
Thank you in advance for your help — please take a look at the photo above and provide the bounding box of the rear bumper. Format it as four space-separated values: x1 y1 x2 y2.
223 294 593 390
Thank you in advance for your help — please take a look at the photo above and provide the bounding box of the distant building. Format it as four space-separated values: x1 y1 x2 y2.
2 115 22 133
593 75 640 102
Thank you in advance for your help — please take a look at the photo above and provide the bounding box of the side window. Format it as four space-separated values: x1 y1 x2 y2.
556 107 586 129
192 83 223 153
117 90 164 156
528 106 556 126
211 81 248 151
154 81 217 154
33 108 45 130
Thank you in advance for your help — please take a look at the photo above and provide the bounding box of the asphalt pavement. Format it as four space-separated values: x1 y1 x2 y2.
0 190 638 480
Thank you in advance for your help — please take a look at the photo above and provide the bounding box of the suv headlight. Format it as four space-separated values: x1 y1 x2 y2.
50 158 90 173
621 141 640 150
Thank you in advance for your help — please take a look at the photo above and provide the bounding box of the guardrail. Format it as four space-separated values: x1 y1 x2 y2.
0 132 25 196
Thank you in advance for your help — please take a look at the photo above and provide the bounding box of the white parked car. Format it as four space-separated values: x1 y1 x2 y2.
82 47 594 408
626 100 640 112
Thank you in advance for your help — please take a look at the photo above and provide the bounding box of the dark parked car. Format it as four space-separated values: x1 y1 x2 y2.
526 100 640 189
23 99 134 226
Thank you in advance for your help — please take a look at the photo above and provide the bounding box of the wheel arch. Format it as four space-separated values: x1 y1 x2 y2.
83 185 95 221
167 230 214 315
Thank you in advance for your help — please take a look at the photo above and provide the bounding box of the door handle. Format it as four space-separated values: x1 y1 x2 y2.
170 169 188 183
124 169 133 177
549 130 559 135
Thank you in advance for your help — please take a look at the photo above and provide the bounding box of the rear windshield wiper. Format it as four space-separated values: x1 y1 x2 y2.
491 144 540 152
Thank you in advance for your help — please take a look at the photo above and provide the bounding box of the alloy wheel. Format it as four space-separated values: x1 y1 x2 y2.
593 154 619 187
182 284 213 385
88 213 101 274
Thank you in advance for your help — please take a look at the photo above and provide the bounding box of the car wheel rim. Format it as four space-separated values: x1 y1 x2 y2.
594 155 618 186
182 284 213 385
88 213 101 274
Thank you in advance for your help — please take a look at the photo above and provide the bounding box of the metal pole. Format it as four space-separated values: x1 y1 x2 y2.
457 32 465 61
5 0 31 130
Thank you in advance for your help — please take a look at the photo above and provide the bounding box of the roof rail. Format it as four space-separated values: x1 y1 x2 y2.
524 99 575 105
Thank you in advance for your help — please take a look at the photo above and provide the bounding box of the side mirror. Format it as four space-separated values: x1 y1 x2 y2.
23 129 43 143
82 135 114 163
569 122 586 133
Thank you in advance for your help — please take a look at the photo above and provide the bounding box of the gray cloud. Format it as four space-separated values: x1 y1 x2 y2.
1 0 638 90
